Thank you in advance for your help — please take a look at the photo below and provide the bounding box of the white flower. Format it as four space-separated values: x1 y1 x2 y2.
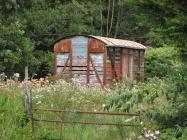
36 101 42 104
149 133 154 137
102 104 106 108
35 95 39 99
155 130 160 135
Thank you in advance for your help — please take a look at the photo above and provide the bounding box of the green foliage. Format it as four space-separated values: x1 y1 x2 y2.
0 81 141 140
105 51 187 139
0 0 187 138
179 128 187 140
0 87 31 140
144 47 181 79
105 80 143 112
0 0 186 77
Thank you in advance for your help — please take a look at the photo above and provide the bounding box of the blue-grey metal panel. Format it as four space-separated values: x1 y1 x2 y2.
56 53 69 66
71 36 88 83
72 36 88 66
89 53 104 85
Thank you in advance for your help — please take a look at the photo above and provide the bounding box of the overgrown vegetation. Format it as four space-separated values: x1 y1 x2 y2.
0 81 142 140
0 0 187 139
105 47 187 139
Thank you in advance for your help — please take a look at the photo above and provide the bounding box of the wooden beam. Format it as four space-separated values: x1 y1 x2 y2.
70 43 73 77
138 50 141 82
61 54 71 77
103 47 107 86
87 53 90 84
54 52 57 80
110 48 117 80
120 48 123 80
89 55 103 87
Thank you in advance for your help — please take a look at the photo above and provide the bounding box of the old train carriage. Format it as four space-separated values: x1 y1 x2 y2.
53 35 146 87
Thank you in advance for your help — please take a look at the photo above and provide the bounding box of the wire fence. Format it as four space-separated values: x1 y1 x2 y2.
31 108 141 140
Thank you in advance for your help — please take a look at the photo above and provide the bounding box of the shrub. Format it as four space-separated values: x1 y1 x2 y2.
144 47 181 79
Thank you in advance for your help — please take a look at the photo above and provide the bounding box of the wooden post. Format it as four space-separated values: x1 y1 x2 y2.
24 66 31 118
24 66 35 138
60 112 65 140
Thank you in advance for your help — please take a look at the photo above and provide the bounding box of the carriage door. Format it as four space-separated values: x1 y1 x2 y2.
88 39 104 87
55 39 71 79
72 36 88 84
122 49 134 80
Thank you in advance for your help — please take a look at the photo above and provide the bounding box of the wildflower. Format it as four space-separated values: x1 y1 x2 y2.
155 130 160 135
149 133 154 137
36 101 42 104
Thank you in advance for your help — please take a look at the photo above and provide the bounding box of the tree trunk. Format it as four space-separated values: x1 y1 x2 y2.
106 0 110 36
114 0 121 38
109 0 115 36
100 0 103 36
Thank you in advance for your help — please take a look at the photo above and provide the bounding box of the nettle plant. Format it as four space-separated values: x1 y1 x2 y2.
104 79 144 113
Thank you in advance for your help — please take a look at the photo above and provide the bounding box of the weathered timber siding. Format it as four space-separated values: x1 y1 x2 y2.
122 49 134 80
105 47 122 86
140 50 145 81
133 50 139 81
53 35 146 87
54 39 71 78
88 38 105 86
71 36 88 84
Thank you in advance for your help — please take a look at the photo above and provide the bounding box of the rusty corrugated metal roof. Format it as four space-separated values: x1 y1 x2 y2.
89 35 146 50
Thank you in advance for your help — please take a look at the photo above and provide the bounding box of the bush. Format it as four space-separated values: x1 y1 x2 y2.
144 47 181 79
104 79 144 112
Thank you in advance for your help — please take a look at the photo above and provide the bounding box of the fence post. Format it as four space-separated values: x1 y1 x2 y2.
24 66 35 139
60 112 65 140
24 66 31 119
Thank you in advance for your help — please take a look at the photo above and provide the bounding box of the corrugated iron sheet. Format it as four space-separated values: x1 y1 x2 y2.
89 35 146 50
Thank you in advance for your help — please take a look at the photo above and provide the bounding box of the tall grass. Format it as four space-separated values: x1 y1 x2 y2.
0 85 31 140
0 80 141 140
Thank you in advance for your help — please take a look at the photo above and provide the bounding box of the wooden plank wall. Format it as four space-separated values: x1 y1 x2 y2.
121 49 134 80
105 47 122 87
105 48 145 86
133 50 140 81
54 39 71 79
132 50 145 82
54 36 145 87
71 36 88 84
140 50 145 81
88 38 105 86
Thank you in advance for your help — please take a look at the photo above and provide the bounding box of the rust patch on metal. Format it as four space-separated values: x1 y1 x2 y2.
54 39 71 53
88 38 105 52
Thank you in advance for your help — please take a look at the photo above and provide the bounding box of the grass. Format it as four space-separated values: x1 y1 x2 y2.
0 80 142 140
0 85 32 140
